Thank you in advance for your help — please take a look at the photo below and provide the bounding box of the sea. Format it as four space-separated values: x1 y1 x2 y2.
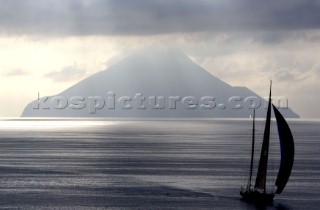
0 118 319 209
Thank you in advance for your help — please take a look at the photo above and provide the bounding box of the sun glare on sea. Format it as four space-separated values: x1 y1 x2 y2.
0 119 115 130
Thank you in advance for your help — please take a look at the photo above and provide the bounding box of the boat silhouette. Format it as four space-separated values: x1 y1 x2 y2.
240 81 295 203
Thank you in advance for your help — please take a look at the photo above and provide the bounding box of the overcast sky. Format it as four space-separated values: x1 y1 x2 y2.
0 0 319 117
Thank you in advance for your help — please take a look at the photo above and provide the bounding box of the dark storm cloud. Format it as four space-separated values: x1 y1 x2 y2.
0 0 320 36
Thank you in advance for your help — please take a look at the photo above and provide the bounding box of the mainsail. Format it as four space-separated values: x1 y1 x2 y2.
273 105 295 194
247 109 255 189
254 82 272 191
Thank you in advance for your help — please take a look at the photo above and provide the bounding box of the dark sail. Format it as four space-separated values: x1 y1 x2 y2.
273 105 295 194
247 110 255 189
254 82 272 191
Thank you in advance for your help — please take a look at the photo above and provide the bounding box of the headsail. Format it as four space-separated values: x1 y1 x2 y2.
254 81 272 192
273 105 295 194
247 110 256 189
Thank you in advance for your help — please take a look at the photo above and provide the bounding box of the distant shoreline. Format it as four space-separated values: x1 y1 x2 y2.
0 117 318 122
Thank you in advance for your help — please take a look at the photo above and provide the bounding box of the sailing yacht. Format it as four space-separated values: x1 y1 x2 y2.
240 81 295 203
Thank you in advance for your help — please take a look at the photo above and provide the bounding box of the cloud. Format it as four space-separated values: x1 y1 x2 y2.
0 0 320 37
274 68 298 82
3 69 29 77
43 65 86 82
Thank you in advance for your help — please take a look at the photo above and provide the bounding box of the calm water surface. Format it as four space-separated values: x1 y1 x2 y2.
0 119 319 209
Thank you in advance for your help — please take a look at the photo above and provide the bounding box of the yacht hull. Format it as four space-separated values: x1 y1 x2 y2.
240 189 275 203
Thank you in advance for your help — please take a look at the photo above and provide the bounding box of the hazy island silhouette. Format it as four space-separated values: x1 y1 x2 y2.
21 48 299 118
